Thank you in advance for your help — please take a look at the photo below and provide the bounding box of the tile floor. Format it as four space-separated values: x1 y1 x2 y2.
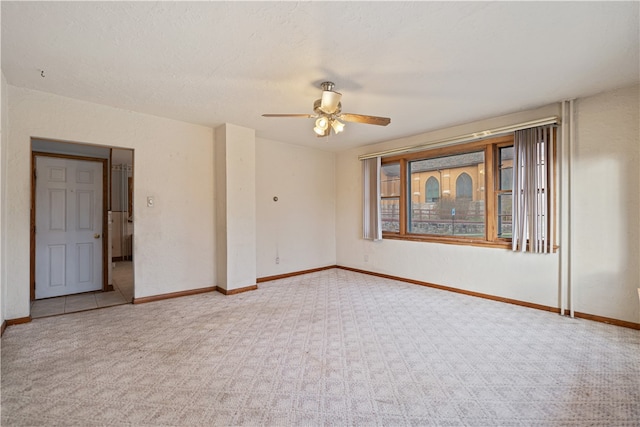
30 261 133 319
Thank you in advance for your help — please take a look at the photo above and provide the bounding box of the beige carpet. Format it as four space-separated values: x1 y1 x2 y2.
2 268 639 426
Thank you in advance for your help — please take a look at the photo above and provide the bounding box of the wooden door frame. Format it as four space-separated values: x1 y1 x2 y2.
30 151 110 301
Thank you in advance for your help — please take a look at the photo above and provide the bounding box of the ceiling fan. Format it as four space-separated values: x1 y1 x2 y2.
262 81 391 137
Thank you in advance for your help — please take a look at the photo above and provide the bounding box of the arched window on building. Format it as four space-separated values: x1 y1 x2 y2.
425 177 439 202
456 173 473 200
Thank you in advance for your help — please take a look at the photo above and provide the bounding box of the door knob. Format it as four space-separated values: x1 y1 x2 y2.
94 233 101 239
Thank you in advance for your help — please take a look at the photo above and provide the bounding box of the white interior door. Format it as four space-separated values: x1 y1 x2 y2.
35 156 103 299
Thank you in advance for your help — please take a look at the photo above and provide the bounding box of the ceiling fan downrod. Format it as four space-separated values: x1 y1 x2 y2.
320 81 335 92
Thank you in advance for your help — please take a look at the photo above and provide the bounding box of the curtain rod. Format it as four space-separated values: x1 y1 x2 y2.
358 116 559 160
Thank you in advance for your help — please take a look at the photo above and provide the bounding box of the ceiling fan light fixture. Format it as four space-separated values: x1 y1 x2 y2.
314 117 329 135
316 117 328 129
331 119 345 134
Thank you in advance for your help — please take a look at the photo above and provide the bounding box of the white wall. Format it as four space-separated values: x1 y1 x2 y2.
573 84 639 323
4 86 215 318
337 89 640 324
0 70 9 325
256 138 336 277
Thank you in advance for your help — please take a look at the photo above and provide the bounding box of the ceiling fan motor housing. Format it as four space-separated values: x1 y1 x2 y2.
314 99 342 116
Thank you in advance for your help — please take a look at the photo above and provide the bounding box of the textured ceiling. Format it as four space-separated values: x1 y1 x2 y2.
2 1 638 151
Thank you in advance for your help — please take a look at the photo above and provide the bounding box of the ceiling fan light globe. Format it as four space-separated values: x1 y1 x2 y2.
314 116 329 135
331 119 345 134
315 117 328 129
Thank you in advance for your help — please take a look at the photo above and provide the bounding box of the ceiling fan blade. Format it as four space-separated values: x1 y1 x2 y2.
320 90 342 114
340 113 391 126
262 114 315 118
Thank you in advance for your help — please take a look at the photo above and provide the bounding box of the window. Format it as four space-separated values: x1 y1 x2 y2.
497 146 513 238
425 177 439 202
455 173 473 200
381 163 400 233
408 151 485 237
381 135 517 248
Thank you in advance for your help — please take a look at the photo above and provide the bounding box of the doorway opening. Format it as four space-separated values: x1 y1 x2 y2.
29 138 135 318
110 148 134 303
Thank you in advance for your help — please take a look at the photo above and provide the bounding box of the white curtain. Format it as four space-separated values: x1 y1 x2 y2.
362 157 382 241
512 126 555 253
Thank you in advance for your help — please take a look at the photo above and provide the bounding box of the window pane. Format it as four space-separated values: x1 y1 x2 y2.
425 177 439 202
456 173 472 200
381 163 400 198
408 152 485 237
381 162 401 232
381 198 399 232
497 193 512 238
499 146 513 191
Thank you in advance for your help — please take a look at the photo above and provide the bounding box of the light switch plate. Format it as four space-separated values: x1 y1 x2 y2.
147 196 154 207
